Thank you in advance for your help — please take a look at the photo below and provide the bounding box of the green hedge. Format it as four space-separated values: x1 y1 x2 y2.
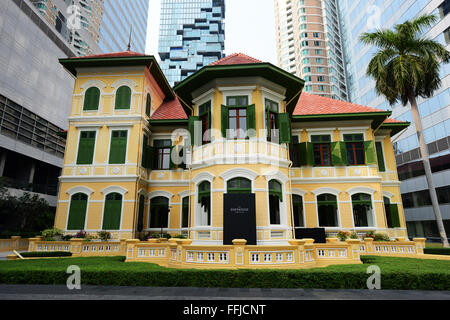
424 248 450 255
20 251 72 258
0 256 450 290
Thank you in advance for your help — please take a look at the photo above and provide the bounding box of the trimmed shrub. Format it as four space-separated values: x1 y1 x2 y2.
41 228 63 241
20 251 72 258
424 248 450 255
98 231 111 241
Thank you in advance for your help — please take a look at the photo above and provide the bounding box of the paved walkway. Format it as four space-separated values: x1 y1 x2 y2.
0 285 449 300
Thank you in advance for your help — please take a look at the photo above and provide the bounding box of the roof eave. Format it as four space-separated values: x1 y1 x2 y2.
292 111 392 129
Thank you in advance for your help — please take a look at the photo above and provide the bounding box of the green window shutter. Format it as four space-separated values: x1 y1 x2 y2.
307 142 314 166
364 140 377 165
137 195 145 232
169 146 176 169
146 94 151 117
76 131 96 165
83 87 100 111
141 135 148 168
375 141 386 172
340 141 348 165
102 193 122 230
298 142 308 166
115 86 131 110
221 105 229 139
109 131 127 164
246 104 256 137
67 194 88 230
277 113 291 144
389 204 400 228
188 116 200 146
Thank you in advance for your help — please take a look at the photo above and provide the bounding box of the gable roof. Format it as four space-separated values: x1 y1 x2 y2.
150 97 188 123
210 53 263 66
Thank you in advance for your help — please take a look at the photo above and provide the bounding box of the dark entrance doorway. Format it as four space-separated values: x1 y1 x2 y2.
223 193 256 245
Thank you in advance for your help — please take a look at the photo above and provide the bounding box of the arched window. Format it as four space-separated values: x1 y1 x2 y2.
198 181 211 226
102 193 122 230
67 193 88 230
269 180 282 225
83 87 100 111
137 195 145 232
352 193 373 227
227 177 251 194
145 93 151 117
292 194 304 228
115 86 131 110
149 196 169 228
317 194 338 227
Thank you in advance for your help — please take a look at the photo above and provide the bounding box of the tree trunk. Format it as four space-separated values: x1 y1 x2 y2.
409 92 449 247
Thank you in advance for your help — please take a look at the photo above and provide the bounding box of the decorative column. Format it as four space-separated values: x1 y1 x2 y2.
363 238 374 254
69 238 84 256
345 239 362 261
413 238 426 255
232 239 247 266
11 236 21 250
125 239 139 260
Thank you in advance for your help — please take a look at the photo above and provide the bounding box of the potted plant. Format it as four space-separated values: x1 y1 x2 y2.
41 228 64 241
337 231 351 241
98 231 112 242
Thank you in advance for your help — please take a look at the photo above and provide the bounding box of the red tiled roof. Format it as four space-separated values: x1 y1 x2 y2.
293 93 387 116
150 97 188 120
210 53 263 66
71 51 148 59
383 117 406 123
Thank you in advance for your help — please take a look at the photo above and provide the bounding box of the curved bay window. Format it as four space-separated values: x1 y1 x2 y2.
67 193 88 230
102 193 122 230
149 196 169 228
317 194 338 227
227 177 251 194
269 180 282 225
352 193 374 227
292 194 304 228
198 181 211 226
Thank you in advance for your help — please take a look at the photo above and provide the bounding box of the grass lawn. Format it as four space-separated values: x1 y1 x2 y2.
0 255 449 290
426 242 444 248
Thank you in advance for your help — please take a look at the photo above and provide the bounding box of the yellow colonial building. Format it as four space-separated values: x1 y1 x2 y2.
55 51 410 245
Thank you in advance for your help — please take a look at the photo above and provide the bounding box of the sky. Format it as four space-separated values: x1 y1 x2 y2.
145 0 277 64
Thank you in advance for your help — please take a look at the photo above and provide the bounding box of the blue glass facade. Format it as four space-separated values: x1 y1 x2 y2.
158 0 226 86
339 0 450 239
98 0 149 53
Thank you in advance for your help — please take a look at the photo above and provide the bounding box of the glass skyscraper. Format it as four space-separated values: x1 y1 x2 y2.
30 0 149 56
158 0 226 86
339 0 450 240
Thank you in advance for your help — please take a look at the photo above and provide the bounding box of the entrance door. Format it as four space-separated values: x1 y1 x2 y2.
223 193 256 245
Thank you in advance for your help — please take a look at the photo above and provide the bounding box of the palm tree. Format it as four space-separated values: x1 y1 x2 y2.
360 14 450 247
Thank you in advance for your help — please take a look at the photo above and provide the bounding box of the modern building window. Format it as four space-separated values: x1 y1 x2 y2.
439 0 450 18
145 93 152 117
109 130 127 164
292 194 304 228
199 101 211 144
317 194 338 227
311 135 332 166
265 99 279 142
182 196 189 228
67 193 88 230
102 193 122 230
153 139 172 170
137 195 145 232
149 196 169 228
344 134 365 165
77 131 96 165
227 177 251 194
115 86 131 110
269 180 282 225
351 193 374 227
198 181 211 226
83 87 100 111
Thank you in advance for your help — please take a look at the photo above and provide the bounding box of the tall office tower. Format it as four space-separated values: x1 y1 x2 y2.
158 0 226 86
0 0 77 206
30 0 149 56
339 0 450 240
274 0 349 101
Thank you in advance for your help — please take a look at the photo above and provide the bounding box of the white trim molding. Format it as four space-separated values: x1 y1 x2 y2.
192 172 215 184
178 190 190 198
101 186 128 195
66 186 94 197
148 190 174 200
382 191 394 200
220 168 259 182
291 188 308 197
80 80 107 92
264 171 289 184
312 187 341 196
347 186 377 196
111 79 138 90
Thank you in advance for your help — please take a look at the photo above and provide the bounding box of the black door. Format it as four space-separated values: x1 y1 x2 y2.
223 193 257 245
